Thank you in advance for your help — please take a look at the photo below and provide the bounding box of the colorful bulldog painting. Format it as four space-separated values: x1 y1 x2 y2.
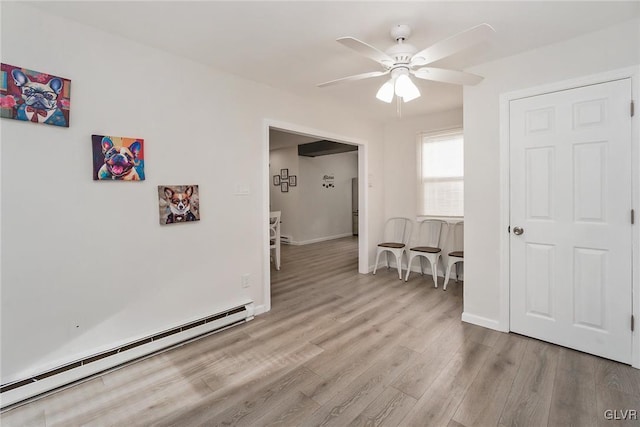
92 134 145 181
1 63 71 127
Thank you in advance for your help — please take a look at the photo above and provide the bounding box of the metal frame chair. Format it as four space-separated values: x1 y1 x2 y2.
405 219 445 287
269 211 281 270
443 221 464 290
373 217 413 280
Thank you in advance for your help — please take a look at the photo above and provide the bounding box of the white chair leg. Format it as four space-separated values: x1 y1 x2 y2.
443 260 454 291
275 245 281 271
428 256 438 288
404 253 415 282
444 259 461 291
373 249 383 275
442 258 455 291
395 252 403 280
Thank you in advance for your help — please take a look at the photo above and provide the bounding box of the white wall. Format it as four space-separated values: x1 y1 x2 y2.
269 148 357 244
463 18 640 326
269 147 300 240
382 109 463 221
298 151 357 243
378 110 463 275
0 2 384 383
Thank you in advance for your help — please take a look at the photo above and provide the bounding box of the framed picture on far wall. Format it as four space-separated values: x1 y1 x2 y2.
289 175 297 186
273 175 281 185
280 168 289 179
281 182 289 193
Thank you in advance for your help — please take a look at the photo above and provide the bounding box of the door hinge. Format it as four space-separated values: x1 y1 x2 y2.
632 100 635 117
632 315 635 332
632 209 636 225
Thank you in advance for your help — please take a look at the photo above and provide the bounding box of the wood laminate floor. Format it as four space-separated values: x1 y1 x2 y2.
2 237 639 426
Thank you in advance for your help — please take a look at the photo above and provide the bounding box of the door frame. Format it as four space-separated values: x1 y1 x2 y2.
262 119 369 313
498 66 640 367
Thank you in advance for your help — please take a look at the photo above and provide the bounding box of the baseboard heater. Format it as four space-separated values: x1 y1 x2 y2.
0 302 254 410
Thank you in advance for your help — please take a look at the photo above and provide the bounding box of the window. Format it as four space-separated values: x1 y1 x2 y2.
418 129 464 217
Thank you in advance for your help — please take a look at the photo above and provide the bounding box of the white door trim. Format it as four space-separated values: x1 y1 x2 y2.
262 119 369 313
498 66 640 367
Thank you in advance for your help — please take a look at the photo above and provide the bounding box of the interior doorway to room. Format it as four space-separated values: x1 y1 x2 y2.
267 127 362 295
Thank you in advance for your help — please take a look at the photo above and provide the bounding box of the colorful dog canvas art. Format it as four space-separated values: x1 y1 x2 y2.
92 135 145 180
158 185 200 225
1 63 71 127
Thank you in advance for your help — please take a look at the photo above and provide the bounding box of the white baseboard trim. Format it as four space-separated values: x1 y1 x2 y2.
461 312 507 332
406 264 463 280
290 233 354 246
368 263 430 275
254 304 267 316
369 260 463 280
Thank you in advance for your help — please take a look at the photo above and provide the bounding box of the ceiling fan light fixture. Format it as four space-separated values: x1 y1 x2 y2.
376 79 395 103
395 73 420 102
402 89 421 103
319 23 494 114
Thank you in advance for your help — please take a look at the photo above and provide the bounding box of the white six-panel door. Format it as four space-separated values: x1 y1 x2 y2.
509 79 633 363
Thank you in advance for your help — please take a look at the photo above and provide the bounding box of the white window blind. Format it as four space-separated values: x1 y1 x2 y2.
419 130 464 217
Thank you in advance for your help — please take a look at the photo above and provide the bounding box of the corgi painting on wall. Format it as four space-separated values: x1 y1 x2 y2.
0 63 71 127
92 134 145 181
158 185 200 225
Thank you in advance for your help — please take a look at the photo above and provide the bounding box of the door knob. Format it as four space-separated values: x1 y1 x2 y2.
513 226 524 235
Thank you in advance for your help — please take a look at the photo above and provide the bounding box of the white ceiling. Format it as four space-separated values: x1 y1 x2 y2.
31 1 640 122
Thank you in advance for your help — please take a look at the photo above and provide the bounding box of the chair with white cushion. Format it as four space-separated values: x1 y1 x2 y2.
269 211 281 270
443 221 464 290
404 219 445 287
373 217 413 280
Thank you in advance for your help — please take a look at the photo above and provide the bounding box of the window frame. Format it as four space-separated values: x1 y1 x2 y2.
417 128 465 219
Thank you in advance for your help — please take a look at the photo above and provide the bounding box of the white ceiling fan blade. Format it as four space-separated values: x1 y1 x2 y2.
410 23 495 67
412 67 484 86
317 70 389 88
337 37 395 67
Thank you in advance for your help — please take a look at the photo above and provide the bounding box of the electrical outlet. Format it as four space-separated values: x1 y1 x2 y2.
241 274 250 288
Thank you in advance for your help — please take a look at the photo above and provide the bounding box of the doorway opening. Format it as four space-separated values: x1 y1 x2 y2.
262 122 368 313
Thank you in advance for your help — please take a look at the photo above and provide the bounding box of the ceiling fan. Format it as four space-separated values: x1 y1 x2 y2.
318 23 495 105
